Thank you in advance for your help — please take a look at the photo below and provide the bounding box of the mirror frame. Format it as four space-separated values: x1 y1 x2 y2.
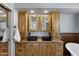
29 15 39 32
40 15 50 32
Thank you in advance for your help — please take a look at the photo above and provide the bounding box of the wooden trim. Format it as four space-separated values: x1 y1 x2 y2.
48 15 51 32
40 15 50 32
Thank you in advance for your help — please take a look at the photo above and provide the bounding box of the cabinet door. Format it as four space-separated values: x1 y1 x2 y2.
51 12 60 39
39 42 48 56
15 43 25 56
55 42 63 56
0 43 8 56
47 43 56 56
18 11 28 41
39 42 56 56
25 42 39 56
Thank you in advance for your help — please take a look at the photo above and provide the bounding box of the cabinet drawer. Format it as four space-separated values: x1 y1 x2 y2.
1 44 8 53
16 48 25 56
1 44 8 48
15 43 25 56
25 43 39 56
16 44 25 48
1 48 8 53
16 48 24 53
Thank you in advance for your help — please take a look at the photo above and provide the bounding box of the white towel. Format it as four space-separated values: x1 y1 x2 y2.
2 28 9 42
14 28 21 42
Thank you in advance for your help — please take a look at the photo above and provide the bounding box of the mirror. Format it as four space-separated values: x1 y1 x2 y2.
41 15 49 31
29 15 38 31
0 5 9 41
0 7 8 32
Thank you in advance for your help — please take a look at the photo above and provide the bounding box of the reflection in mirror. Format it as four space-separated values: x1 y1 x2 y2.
0 7 7 32
42 15 49 31
0 5 8 41
30 15 37 31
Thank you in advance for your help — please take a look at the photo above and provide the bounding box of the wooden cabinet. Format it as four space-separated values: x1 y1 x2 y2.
0 43 8 56
15 43 25 56
51 12 60 40
18 11 28 41
55 41 63 55
47 43 56 56
25 42 39 56
15 41 63 56
39 42 56 56
39 42 48 56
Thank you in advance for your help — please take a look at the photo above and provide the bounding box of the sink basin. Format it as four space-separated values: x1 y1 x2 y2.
27 36 37 41
42 36 52 41
27 32 52 41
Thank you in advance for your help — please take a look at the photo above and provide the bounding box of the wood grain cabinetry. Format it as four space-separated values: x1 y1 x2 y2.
18 11 28 41
0 43 8 56
17 11 63 56
15 43 25 56
47 43 56 56
15 41 63 56
25 42 39 56
39 42 48 56
51 12 60 40
55 42 63 55
39 42 56 56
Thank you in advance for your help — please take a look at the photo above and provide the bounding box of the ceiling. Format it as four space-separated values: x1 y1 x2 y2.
14 3 79 14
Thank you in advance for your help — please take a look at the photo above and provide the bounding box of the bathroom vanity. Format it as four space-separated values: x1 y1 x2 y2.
16 11 63 56
15 40 63 56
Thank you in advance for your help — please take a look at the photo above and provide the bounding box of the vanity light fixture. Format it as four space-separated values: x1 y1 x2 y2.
44 10 48 13
30 10 35 13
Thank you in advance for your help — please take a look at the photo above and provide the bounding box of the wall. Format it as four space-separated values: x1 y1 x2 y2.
60 13 77 33
76 14 79 33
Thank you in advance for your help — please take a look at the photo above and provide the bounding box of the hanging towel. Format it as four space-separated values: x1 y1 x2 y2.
14 27 21 42
2 28 9 42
